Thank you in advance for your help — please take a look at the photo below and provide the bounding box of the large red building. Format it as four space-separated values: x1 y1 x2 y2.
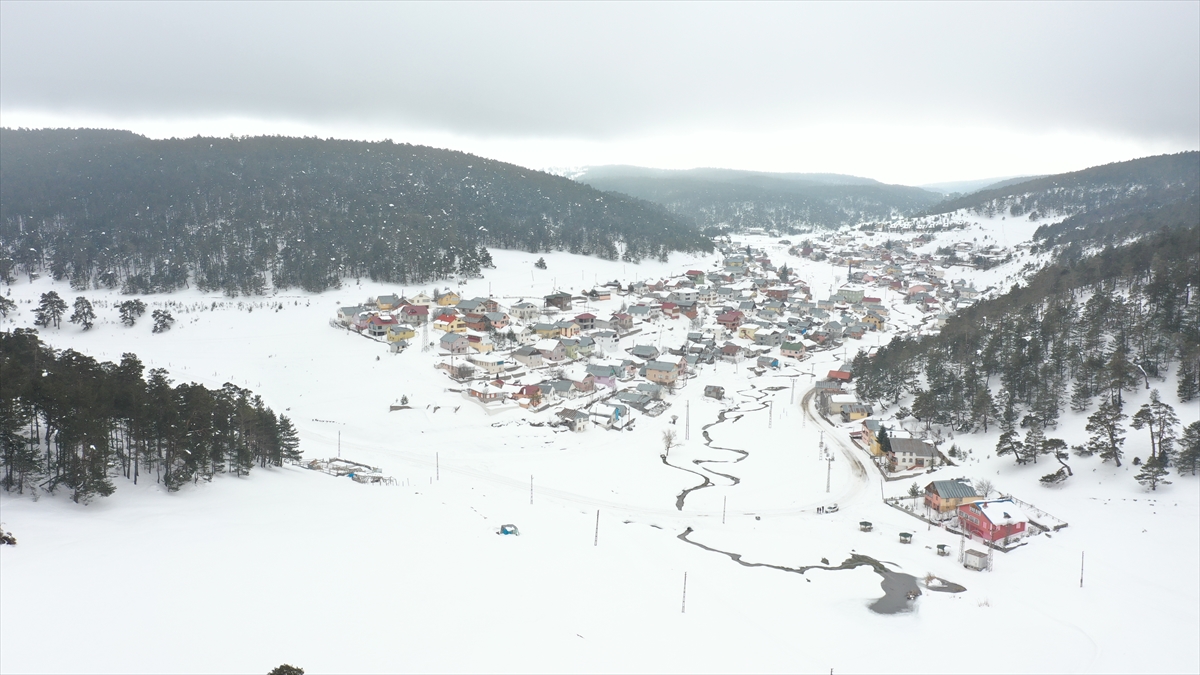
957 499 1029 543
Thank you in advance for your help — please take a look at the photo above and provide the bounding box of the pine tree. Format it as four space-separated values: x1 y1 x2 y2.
534 257 547 269
151 309 175 333
0 296 15 318
68 296 96 330
34 291 67 328
1177 421 1200 476
118 299 147 326
1134 456 1171 491
996 429 1025 464
1130 389 1180 463
277 415 301 464
1086 397 1128 466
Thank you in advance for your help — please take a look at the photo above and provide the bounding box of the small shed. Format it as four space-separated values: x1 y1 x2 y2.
964 549 990 571
859 521 873 532
899 532 913 544
936 544 950 556
704 385 726 400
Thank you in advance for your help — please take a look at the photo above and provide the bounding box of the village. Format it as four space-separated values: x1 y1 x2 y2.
330 230 1063 570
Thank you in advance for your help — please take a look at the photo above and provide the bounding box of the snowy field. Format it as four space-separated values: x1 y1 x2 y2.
1 241 1197 674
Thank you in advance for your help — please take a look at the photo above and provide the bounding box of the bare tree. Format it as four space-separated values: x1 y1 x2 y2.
974 478 996 499
662 429 677 457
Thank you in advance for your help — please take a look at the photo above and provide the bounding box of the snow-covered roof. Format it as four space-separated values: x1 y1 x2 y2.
974 499 1029 525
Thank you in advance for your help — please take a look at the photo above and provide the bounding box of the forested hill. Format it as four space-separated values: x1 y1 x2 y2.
0 129 711 295
0 328 298 503
923 153 1200 247
853 220 1200 479
573 166 944 233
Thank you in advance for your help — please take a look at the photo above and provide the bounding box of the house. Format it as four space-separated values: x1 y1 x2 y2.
462 313 489 332
863 312 885 331
409 291 434 306
825 393 860 415
644 360 680 386
716 310 745 331
509 301 540 322
561 366 595 393
630 344 660 360
555 320 580 338
511 345 544 368
465 332 494 353
704 385 725 400
544 291 574 311
386 325 417 343
439 332 471 354
590 402 632 430
719 342 743 362
586 288 612 301
924 480 981 520
433 315 466 334
637 382 666 400
887 438 937 471
574 313 597 331
660 302 681 319
958 499 1029 543
375 294 402 311
465 381 508 403
756 355 780 370
535 339 566 362
610 313 633 332
555 408 590 431
483 312 510 331
366 313 399 337
532 322 561 338
591 330 619 354
337 306 366 326
435 290 461 307
841 404 873 422
586 364 622 389
827 369 852 382
398 304 430 324
781 341 806 360
754 329 785 347
737 323 760 340
467 353 507 374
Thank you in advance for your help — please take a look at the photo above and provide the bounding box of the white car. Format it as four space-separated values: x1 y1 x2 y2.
825 503 839 513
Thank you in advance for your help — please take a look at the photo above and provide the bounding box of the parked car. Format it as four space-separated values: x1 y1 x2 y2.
825 503 839 514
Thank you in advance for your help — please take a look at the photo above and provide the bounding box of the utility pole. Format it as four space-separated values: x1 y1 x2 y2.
1080 551 1085 588
685 400 690 441
436 452 439 481
338 430 341 458
681 572 688 614
594 510 600 546
530 475 534 505
826 453 833 493
722 496 727 525
769 400 773 428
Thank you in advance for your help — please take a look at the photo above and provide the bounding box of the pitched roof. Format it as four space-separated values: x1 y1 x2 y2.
928 480 978 499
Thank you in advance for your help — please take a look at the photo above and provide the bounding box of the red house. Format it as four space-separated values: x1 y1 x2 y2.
716 310 745 331
660 302 680 319
957 499 1029 543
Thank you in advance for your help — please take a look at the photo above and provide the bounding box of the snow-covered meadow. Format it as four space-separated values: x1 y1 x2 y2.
1 240 1197 674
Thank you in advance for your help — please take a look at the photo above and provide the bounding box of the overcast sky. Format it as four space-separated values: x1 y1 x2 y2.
2 1 1197 185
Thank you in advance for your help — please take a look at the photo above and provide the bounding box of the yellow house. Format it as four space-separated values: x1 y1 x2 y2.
533 323 561 339
376 294 402 311
386 325 417 343
737 323 760 340
863 313 885 331
409 291 434 306
436 291 461 307
433 317 466 333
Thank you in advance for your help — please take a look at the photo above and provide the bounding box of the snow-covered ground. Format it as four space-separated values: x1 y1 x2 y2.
1 242 1197 674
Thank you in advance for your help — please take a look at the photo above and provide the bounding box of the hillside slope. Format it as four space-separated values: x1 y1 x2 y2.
0 129 711 295
575 166 944 232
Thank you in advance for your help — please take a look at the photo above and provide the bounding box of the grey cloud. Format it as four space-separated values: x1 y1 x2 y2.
1 2 1197 144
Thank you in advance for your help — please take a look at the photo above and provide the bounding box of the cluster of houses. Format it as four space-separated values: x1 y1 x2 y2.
922 479 1031 545
789 236 988 334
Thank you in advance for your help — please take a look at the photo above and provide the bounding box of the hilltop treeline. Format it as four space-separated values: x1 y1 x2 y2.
924 152 1199 247
0 329 299 503
0 129 711 296
577 167 944 232
854 223 1200 470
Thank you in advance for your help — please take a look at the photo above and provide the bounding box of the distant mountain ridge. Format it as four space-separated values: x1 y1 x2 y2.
0 129 711 295
573 165 943 232
922 152 1199 246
